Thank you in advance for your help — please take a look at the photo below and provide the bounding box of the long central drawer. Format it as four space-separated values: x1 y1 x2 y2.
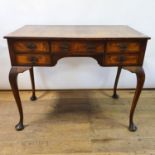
51 40 105 54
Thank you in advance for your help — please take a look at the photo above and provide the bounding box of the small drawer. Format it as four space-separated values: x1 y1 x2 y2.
106 41 141 53
15 54 51 65
13 41 49 53
105 54 139 66
51 41 104 54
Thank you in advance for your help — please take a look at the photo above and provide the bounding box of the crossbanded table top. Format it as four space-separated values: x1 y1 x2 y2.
4 25 150 39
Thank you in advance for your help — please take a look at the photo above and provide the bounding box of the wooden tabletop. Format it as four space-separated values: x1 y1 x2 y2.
4 25 150 39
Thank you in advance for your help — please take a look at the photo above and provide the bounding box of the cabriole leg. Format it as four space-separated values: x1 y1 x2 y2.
29 67 37 101
9 67 31 131
112 66 122 99
124 67 145 132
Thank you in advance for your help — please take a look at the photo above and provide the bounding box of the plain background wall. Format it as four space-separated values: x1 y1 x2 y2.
0 0 155 90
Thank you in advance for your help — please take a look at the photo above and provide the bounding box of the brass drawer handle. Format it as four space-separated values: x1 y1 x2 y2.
26 42 37 50
118 43 128 51
87 43 96 50
60 42 69 51
28 56 38 64
118 55 126 62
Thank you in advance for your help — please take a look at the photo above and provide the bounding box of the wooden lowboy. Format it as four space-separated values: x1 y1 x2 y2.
4 25 150 131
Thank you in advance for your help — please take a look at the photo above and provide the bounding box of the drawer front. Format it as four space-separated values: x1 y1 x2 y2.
51 41 104 54
13 41 49 53
15 54 51 65
106 41 141 53
105 54 139 66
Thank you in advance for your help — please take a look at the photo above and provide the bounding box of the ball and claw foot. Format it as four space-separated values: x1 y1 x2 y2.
30 95 37 101
15 122 24 131
112 93 119 99
128 122 137 132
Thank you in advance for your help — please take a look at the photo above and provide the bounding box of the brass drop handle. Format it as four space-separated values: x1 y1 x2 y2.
118 43 128 51
26 42 37 50
60 42 69 51
87 43 96 51
118 55 126 62
29 56 38 64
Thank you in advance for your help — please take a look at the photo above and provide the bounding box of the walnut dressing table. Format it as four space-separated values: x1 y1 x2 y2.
4 25 150 131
